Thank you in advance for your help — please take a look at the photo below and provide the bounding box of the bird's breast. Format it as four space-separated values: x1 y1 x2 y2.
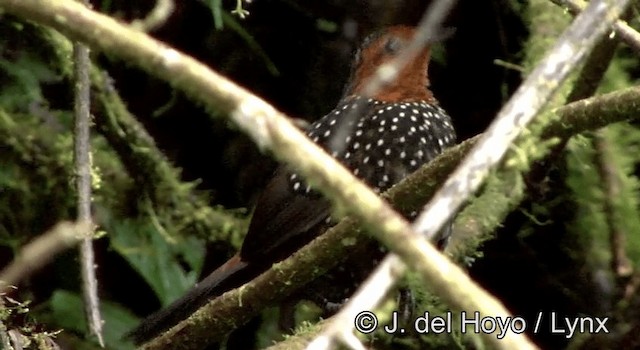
290 96 456 196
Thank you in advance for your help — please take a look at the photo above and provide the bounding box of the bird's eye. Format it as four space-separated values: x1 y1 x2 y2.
384 37 404 54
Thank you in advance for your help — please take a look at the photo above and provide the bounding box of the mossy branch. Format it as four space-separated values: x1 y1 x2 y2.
0 1 536 349
0 1 636 349
145 83 640 349
40 27 248 243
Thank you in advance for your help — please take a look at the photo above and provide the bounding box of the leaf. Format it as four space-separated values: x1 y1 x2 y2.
49 290 138 349
109 219 205 306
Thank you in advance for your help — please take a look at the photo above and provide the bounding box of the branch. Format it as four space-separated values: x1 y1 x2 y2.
595 133 634 279
89 67 247 242
145 82 640 349
72 5 104 344
1 1 636 349
552 0 640 54
308 2 463 348
131 0 175 32
0 1 534 349
412 0 631 244
0 221 92 293
39 26 248 243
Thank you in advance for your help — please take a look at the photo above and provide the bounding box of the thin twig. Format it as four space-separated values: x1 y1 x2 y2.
361 0 456 98
73 2 104 344
0 221 92 293
131 0 175 32
552 0 640 54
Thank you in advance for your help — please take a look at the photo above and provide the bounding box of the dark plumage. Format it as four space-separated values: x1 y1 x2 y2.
129 25 456 345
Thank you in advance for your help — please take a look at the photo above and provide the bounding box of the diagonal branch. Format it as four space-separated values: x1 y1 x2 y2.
551 0 640 54
143 83 640 349
0 1 635 349
412 0 631 248
0 3 532 350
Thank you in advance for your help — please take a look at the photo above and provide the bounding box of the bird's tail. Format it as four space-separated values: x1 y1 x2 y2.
127 254 248 345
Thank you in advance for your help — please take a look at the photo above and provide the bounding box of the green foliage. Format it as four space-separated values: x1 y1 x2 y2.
46 290 138 349
600 124 640 267
566 135 609 264
566 124 640 271
109 219 205 306
0 52 59 110
203 0 279 75
0 20 62 112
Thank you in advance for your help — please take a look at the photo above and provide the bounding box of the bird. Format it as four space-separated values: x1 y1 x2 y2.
128 25 457 345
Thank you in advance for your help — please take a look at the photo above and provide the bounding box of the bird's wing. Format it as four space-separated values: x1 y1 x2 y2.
240 166 333 263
